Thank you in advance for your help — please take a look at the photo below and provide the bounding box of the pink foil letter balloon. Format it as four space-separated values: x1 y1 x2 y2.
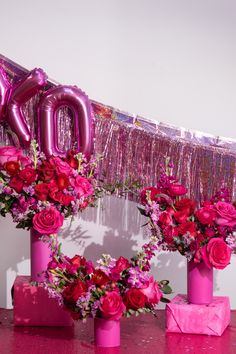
7 68 47 148
0 67 47 148
38 85 93 158
0 67 11 119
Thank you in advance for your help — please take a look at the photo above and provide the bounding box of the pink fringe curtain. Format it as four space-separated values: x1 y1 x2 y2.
1 53 236 202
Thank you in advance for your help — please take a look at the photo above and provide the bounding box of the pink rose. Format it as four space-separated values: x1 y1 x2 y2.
49 156 73 176
99 291 125 320
140 276 162 305
0 146 30 168
71 176 94 198
214 202 236 227
200 238 232 269
32 207 64 234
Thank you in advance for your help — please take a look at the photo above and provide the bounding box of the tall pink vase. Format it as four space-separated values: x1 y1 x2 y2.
94 318 120 347
30 228 53 282
187 260 213 305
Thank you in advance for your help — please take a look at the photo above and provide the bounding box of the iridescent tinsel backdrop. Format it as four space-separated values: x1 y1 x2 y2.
1 54 236 202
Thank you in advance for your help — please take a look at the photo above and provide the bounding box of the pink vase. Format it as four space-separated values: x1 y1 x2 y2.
187 260 213 305
94 318 120 347
30 228 54 283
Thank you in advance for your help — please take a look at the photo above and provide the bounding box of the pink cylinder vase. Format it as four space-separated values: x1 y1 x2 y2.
187 260 213 305
30 228 54 283
94 318 120 347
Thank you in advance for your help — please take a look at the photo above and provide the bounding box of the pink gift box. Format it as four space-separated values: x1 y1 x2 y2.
13 276 73 326
166 294 230 336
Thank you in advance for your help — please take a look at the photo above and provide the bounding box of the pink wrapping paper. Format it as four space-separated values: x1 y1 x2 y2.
166 294 230 336
13 276 73 326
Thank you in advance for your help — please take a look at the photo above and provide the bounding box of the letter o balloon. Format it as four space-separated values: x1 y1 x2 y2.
38 85 93 158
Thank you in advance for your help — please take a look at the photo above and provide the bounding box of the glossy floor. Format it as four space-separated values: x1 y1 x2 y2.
0 309 236 354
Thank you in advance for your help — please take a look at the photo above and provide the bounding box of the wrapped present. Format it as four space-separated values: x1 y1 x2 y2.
166 294 230 336
13 276 73 326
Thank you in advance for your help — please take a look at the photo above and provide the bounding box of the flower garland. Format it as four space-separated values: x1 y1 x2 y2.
45 236 171 321
139 159 236 269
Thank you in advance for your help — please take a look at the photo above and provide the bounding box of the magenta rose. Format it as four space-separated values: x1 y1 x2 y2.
0 146 30 168
99 291 125 320
140 276 162 305
32 207 64 234
50 156 73 175
214 202 236 227
200 238 232 269
71 176 94 198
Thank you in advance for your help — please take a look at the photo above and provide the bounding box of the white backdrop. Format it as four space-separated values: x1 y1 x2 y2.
0 0 236 308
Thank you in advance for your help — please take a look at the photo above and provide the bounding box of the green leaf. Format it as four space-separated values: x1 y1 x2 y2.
137 206 148 217
161 285 172 295
160 297 171 303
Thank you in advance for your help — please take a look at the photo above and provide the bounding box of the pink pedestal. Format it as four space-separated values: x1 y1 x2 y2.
94 318 120 347
187 260 213 304
31 228 53 282
166 294 230 336
13 276 73 326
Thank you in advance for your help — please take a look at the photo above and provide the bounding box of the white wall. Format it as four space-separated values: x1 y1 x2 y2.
0 0 236 308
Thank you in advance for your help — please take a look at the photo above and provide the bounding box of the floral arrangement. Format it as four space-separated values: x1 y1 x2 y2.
139 160 236 270
0 142 100 235
45 237 171 321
